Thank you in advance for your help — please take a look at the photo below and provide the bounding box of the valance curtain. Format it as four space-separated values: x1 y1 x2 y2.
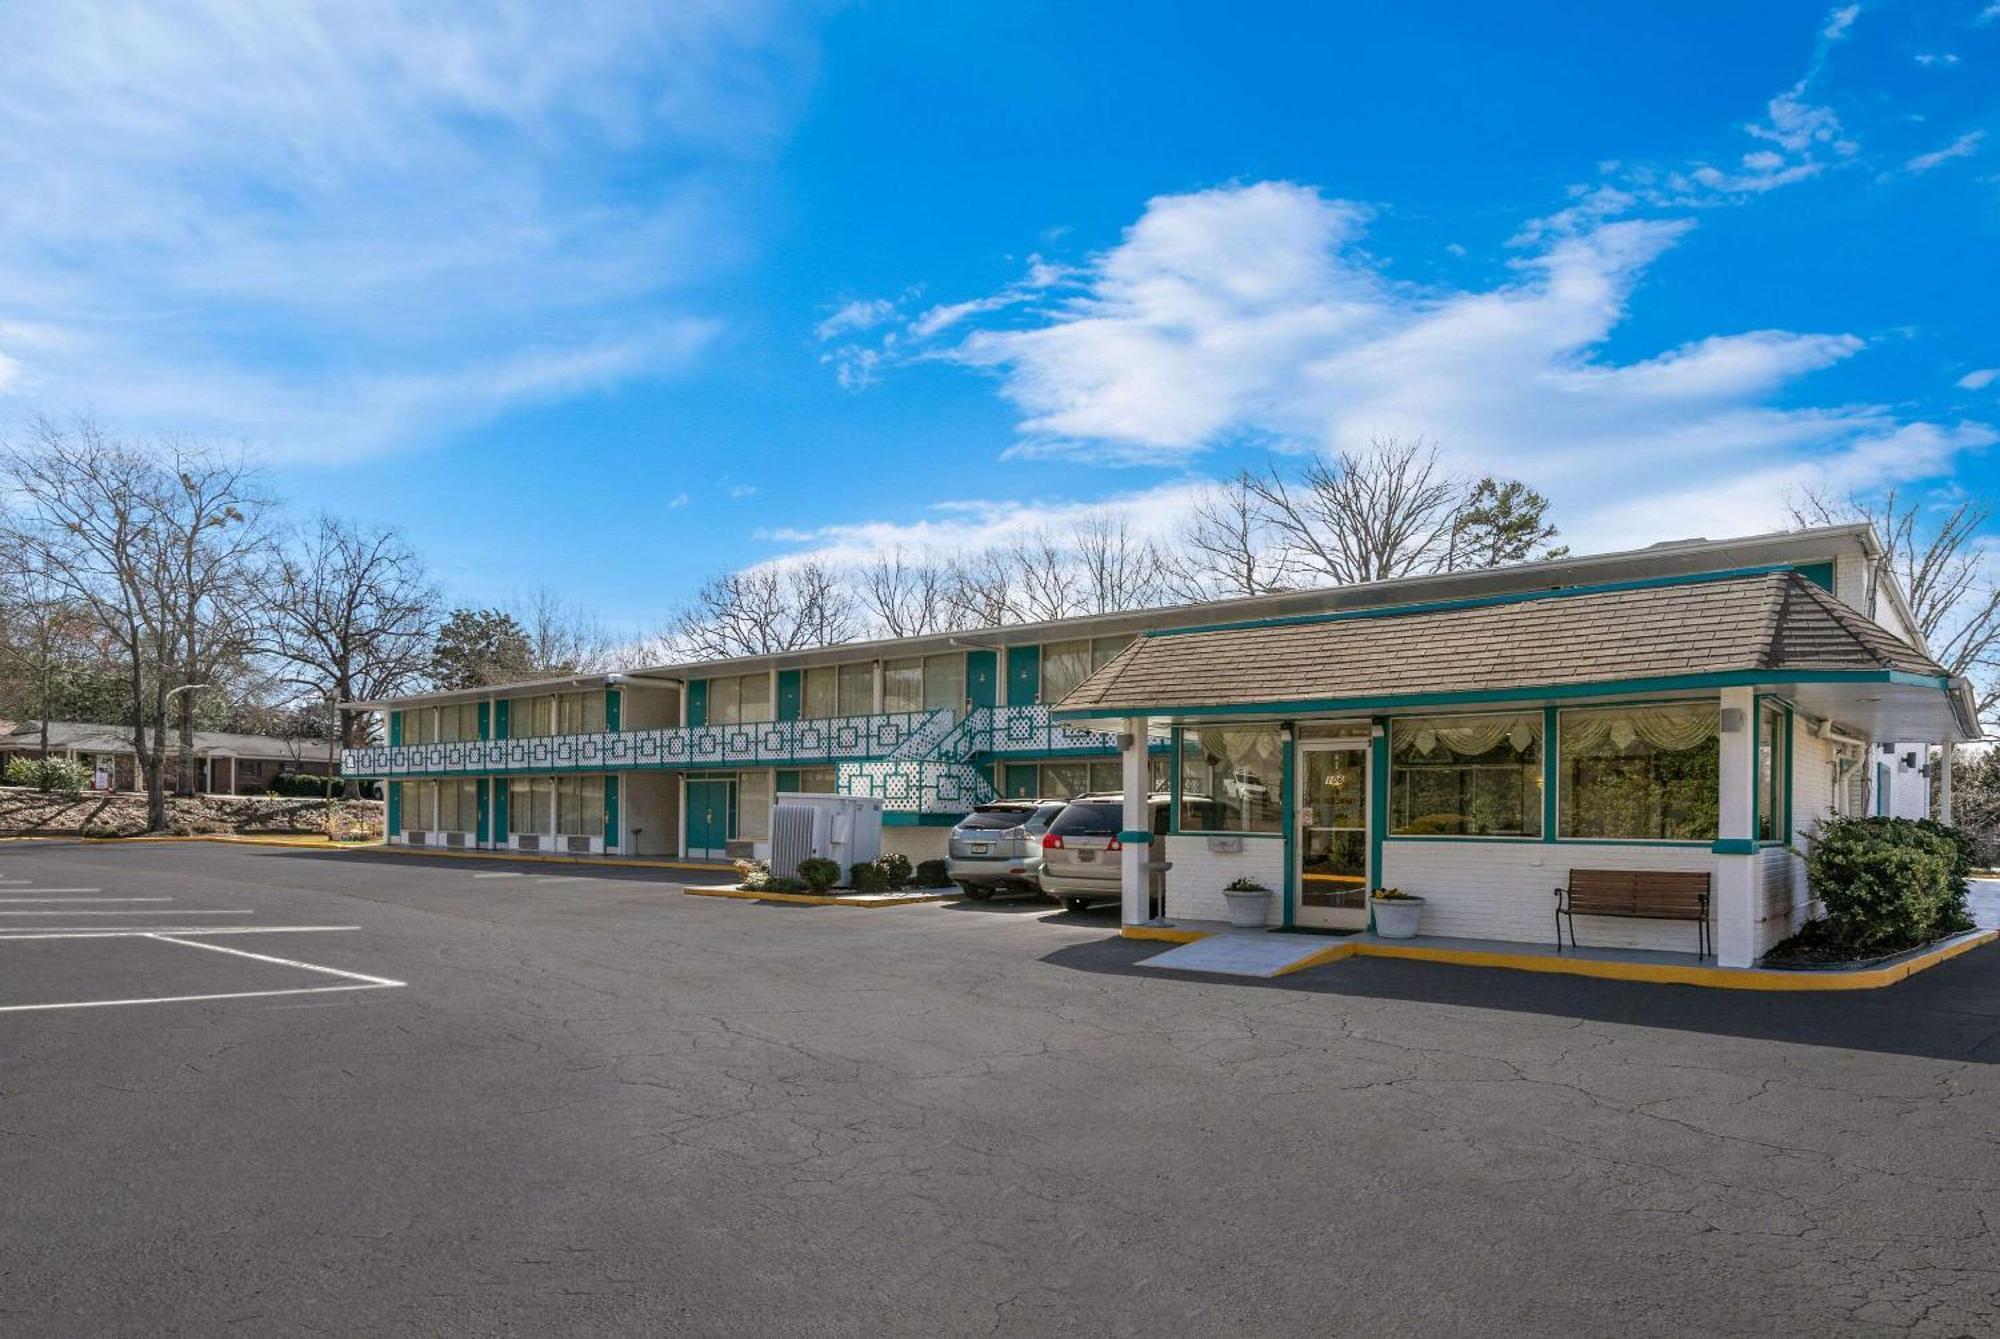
1559 704 1718 754
1397 713 1542 758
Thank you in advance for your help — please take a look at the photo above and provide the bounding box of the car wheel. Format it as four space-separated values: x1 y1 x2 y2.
1063 897 1092 914
958 882 993 901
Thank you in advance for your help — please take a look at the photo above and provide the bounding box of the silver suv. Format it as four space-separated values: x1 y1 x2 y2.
1036 793 1171 914
947 800 1066 900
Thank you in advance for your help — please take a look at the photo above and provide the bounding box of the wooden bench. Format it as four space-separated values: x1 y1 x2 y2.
1554 870 1711 959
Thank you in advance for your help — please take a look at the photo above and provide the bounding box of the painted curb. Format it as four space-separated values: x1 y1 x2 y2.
683 884 957 909
1121 926 1999 991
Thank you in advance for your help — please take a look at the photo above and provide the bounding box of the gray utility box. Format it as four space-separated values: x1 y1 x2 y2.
769 792 884 880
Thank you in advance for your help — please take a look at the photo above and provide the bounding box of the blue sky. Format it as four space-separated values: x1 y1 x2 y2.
0 1 1994 634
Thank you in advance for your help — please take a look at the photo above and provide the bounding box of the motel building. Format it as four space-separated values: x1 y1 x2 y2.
344 523 1978 969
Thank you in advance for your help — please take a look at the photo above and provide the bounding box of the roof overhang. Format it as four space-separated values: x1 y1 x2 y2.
343 670 684 712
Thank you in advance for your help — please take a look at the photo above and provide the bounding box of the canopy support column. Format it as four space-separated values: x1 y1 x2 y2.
1119 716 1151 927
1713 687 1758 968
1938 744 1954 826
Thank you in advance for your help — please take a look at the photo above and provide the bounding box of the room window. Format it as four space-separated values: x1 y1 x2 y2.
795 766 838 793
838 663 874 716
1557 703 1718 841
737 771 772 841
436 778 477 832
403 780 435 831
556 691 605 735
556 775 604 835
436 703 480 742
1756 702 1784 842
509 777 553 834
508 695 555 739
402 709 434 745
1176 726 1284 834
922 653 965 713
883 658 924 713
803 666 837 718
707 673 770 726
1390 713 1543 837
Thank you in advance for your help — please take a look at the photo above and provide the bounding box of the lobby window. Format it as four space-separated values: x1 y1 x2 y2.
1390 713 1543 837
1176 726 1284 834
1557 703 1719 842
1756 702 1785 842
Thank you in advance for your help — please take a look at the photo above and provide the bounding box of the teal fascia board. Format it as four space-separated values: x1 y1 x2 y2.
1712 838 1758 855
1050 669 1950 724
1143 564 1802 641
1541 705 1559 843
1116 829 1153 844
1796 560 1835 592
884 812 961 827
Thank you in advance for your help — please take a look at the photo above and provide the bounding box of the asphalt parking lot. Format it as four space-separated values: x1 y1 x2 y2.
3 843 1997 1337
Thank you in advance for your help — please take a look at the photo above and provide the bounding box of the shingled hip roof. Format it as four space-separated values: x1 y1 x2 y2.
1052 571 1972 732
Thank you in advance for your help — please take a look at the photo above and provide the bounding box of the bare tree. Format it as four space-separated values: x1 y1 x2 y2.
940 551 1018 631
1162 474 1295 601
1246 437 1464 586
1070 512 1169 613
857 549 966 637
267 514 440 791
514 587 621 675
1005 528 1088 623
1792 486 1999 725
668 561 859 659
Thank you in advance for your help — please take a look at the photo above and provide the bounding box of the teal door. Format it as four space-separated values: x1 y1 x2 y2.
966 650 997 709
686 779 733 859
1006 645 1041 706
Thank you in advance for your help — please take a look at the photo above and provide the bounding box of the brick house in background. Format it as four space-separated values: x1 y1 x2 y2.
0 721 339 795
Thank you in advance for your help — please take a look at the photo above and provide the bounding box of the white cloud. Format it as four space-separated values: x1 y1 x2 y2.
1823 4 1860 39
899 180 1990 545
0 1 806 458
726 483 758 499
1959 368 1999 391
815 298 898 341
668 492 691 509
1904 130 1986 173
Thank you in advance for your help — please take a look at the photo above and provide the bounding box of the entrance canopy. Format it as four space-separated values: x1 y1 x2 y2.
1052 569 1981 743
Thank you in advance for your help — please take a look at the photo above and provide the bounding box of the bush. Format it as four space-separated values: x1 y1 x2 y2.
796 857 841 893
849 860 888 894
5 756 90 795
266 772 330 798
877 852 913 890
913 858 950 888
1805 816 1971 952
734 858 780 891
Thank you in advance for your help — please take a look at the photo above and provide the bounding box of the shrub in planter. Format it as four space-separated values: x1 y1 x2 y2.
877 853 913 890
1805 816 1968 951
849 860 889 894
913 858 950 888
795 857 841 893
734 858 780 892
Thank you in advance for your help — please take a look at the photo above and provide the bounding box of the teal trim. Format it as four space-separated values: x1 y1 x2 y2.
1541 705 1559 843
603 775 619 849
1875 762 1889 817
1712 838 1757 854
1051 669 1951 723
1782 702 1795 842
389 711 403 747
884 812 961 827
1145 564 1801 641
476 779 490 844
477 701 491 741
686 679 708 728
386 779 401 833
1006 645 1041 707
1796 560 1835 593
491 776 507 840
494 699 509 740
1280 733 1297 930
1116 829 1153 844
775 670 801 722
605 688 621 733
1368 720 1389 932
965 649 997 710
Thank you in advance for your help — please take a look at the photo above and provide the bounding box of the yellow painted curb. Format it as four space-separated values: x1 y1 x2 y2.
1119 927 1999 991
336 843 731 873
683 884 956 909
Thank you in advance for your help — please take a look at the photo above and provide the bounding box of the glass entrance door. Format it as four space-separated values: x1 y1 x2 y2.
1297 743 1369 929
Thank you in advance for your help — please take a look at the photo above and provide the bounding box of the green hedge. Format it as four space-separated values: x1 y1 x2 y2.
1805 816 1974 952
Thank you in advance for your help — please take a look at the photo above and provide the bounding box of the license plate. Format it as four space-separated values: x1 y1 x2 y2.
1077 850 1097 863
969 843 990 855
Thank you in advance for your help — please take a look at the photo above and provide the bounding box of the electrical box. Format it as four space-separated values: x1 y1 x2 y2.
769 792 884 879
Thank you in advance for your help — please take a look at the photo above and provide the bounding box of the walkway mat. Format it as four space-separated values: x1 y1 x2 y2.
1136 933 1344 978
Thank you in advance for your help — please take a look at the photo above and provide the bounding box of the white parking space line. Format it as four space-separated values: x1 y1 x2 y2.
0 909 252 916
0 983 395 1014
147 933 406 988
472 872 524 879
0 925 360 939
0 897 172 903
0 888 102 894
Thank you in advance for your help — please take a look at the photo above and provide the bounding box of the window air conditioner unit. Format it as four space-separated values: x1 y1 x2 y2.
564 835 593 855
444 832 467 848
405 830 430 847
516 834 541 853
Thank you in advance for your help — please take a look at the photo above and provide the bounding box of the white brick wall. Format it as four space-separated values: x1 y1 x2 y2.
1380 841 1719 953
1162 835 1286 925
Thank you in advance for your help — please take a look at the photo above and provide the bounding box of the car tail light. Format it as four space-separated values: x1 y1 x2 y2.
1001 826 1024 839
1107 837 1123 852
1042 833 1064 849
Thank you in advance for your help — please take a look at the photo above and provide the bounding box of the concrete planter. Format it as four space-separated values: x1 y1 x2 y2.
1222 888 1273 929
1371 895 1425 939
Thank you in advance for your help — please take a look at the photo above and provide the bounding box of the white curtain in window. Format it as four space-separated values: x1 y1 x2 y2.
1559 705 1718 754
1400 713 1542 758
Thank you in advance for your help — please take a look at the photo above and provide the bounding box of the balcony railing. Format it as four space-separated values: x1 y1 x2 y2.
341 703 1149 781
